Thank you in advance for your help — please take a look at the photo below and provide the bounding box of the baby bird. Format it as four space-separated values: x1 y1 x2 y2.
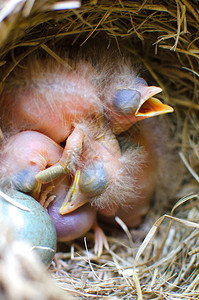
0 130 107 254
0 52 174 252
51 54 173 224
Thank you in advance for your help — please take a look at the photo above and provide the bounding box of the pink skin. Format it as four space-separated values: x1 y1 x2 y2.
60 120 156 229
0 55 174 251
1 59 102 167
0 58 106 185
0 131 63 193
0 130 106 252
118 125 156 227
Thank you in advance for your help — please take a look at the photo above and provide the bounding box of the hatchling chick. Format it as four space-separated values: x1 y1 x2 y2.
0 130 107 255
55 52 175 225
91 50 173 134
0 52 172 183
58 119 155 225
89 53 177 226
0 52 175 251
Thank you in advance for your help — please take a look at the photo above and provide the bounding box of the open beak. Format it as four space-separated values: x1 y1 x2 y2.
135 86 174 119
59 170 88 215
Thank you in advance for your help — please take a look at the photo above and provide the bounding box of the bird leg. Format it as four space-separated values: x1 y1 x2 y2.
35 125 84 184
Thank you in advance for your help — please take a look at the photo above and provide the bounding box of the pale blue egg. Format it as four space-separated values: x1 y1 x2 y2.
0 189 57 266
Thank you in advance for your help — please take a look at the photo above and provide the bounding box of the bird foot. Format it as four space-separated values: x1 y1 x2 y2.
93 222 109 256
39 185 56 209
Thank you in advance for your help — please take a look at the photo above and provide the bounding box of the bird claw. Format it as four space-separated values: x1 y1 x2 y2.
93 222 109 256
39 185 56 209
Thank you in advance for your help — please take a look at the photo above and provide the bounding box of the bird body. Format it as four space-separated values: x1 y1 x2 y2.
0 51 175 253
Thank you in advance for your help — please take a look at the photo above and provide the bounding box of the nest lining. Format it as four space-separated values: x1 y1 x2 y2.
0 0 199 299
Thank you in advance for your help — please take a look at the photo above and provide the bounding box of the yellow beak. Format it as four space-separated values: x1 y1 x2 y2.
59 170 89 215
135 86 174 119
135 97 174 118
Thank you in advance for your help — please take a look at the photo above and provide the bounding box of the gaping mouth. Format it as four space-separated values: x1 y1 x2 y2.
134 85 173 118
135 96 174 117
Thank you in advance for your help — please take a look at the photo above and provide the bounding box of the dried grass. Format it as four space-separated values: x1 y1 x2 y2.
0 0 199 299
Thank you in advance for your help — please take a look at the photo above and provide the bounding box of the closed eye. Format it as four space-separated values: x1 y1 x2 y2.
113 89 141 115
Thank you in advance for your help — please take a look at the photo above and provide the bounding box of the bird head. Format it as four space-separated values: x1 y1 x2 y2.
106 83 173 134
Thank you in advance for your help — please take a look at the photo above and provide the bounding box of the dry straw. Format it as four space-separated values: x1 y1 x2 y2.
0 0 199 299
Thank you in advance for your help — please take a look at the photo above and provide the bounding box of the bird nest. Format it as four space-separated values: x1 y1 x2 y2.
0 0 199 299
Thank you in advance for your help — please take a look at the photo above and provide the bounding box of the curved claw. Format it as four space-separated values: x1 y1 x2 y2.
93 222 109 256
